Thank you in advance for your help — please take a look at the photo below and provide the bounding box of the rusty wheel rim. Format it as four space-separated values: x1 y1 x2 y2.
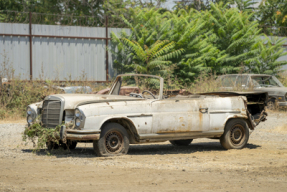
230 124 245 146
105 130 123 153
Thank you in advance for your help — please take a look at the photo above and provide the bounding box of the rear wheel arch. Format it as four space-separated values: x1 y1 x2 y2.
100 117 139 144
224 117 251 130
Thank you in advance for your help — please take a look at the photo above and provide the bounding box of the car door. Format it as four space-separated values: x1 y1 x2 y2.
150 97 210 134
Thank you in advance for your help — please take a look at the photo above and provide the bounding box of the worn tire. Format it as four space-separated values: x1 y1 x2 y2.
93 123 129 157
220 119 249 150
169 139 193 146
46 141 59 150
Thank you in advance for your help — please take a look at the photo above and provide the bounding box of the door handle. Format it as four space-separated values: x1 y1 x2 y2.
199 108 208 113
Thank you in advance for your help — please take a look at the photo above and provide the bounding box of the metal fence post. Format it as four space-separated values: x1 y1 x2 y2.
29 12 33 80
105 16 109 81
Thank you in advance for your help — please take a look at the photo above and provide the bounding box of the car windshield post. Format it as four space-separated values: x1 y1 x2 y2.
251 76 282 87
272 76 284 87
109 74 164 99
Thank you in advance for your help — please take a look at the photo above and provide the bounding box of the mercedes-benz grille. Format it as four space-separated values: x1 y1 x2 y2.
42 100 62 128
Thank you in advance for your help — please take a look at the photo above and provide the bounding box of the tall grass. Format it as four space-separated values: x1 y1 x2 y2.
0 80 111 120
278 71 287 87
187 73 221 94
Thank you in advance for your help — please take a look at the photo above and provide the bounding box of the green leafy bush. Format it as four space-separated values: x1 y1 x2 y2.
22 123 61 150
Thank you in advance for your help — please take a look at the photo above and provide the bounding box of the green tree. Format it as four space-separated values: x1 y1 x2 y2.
166 9 226 83
257 0 287 35
206 2 261 73
246 36 287 74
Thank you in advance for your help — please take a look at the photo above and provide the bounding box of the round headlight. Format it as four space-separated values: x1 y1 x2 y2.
75 109 81 117
27 107 33 115
27 116 33 124
75 118 81 127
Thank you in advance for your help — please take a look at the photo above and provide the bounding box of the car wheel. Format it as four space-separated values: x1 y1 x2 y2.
93 123 129 157
267 99 278 110
220 119 249 150
46 141 59 150
62 140 77 150
169 139 193 146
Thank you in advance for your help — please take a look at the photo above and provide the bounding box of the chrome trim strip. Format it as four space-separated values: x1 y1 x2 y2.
127 114 153 118
209 110 241 114
139 131 223 140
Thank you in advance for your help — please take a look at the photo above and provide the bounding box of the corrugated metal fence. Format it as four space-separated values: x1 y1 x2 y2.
0 22 130 81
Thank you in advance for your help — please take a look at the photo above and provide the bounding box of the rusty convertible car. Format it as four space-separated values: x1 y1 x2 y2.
26 74 268 156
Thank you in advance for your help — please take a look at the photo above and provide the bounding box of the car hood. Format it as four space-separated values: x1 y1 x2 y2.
44 94 143 109
256 87 287 95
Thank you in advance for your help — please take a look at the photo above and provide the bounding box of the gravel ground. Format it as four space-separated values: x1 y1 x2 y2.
0 112 287 191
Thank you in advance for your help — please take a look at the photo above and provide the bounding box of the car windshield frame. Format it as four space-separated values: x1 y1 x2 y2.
108 74 164 100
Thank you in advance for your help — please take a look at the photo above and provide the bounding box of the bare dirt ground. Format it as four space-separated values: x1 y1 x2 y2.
0 112 287 192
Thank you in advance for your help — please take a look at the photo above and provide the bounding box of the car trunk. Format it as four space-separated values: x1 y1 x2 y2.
199 92 268 129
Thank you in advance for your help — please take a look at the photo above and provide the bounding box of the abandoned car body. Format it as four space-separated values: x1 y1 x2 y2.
218 74 287 109
26 74 268 156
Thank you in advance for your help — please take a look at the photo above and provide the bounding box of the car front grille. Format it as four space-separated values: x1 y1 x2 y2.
42 100 62 128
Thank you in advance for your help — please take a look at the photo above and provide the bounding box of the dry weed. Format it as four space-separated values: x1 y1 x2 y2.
278 71 287 87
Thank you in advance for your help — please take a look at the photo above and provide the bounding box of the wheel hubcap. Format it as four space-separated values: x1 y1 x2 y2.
230 125 245 145
105 131 123 153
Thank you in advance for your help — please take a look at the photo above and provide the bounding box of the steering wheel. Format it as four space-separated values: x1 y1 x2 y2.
142 90 156 99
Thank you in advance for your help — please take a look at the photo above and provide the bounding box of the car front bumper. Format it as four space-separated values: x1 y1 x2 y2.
59 126 100 141
278 102 287 106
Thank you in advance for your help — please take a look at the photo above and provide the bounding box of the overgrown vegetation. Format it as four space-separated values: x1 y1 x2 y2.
22 123 61 150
